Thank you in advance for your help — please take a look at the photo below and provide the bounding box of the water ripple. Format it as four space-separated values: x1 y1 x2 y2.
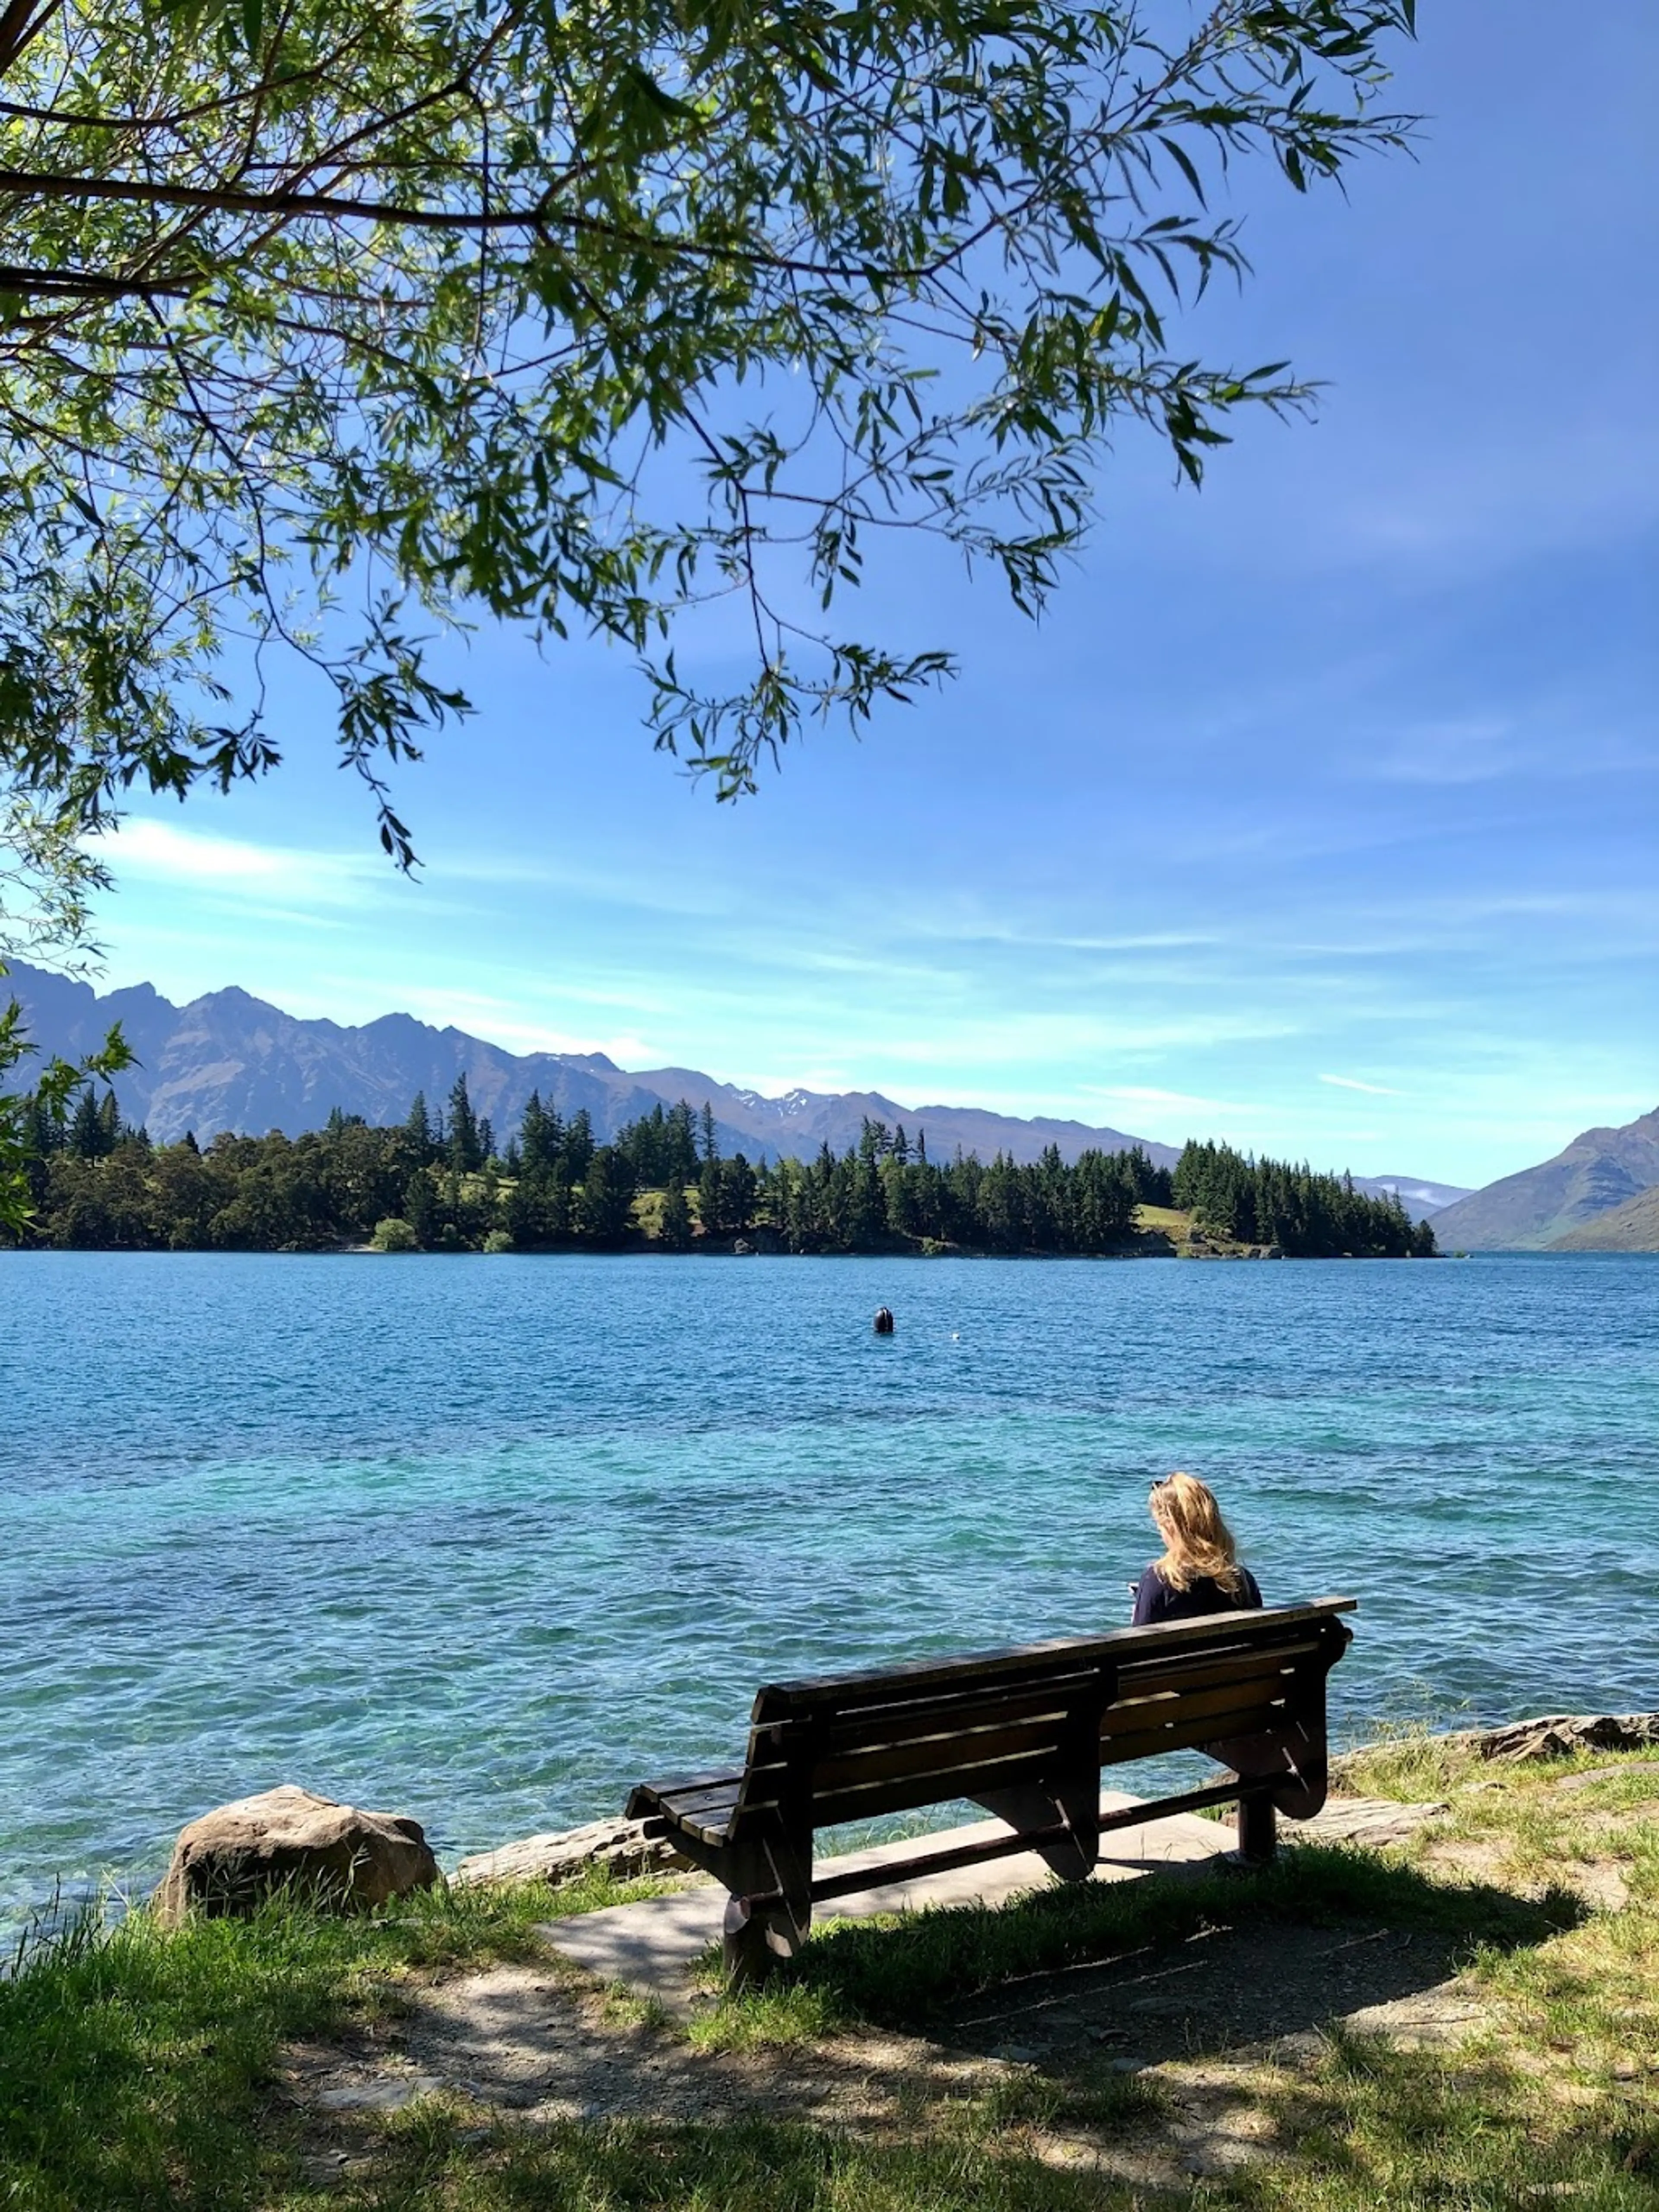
1 1249 1656 1924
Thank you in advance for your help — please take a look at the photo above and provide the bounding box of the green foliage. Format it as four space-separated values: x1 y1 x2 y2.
9 1084 1436 1261
657 1179 693 1251
1172 1138 1437 1257
370 1215 421 1253
616 1101 699 1188
760 1125 1167 1253
445 1074 485 1176
0 0 1414 868
0 962 131 1235
575 1144 639 1244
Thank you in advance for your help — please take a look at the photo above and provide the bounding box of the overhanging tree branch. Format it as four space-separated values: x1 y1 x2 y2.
0 0 1417 878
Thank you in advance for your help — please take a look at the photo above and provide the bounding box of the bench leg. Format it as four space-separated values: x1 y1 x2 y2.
722 1893 793 1989
1236 1793 1277 1865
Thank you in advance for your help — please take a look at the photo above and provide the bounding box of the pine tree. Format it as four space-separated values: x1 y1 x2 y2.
722 1153 758 1234
520 1089 565 1174
404 1092 435 1164
699 1101 719 1166
563 1108 594 1183
68 1086 106 1159
658 1180 693 1250
447 1073 483 1174
697 1154 725 1237
404 1166 437 1246
666 1101 699 1184
578 1147 638 1243
96 1090 123 1152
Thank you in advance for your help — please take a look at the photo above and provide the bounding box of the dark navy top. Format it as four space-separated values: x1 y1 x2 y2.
1131 1562 1262 1627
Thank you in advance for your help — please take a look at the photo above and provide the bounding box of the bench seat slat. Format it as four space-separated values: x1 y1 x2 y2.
632 1768 747 1805
643 1781 747 1823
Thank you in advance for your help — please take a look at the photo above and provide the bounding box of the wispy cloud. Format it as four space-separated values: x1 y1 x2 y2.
1365 717 1518 788
1319 1073 1404 1096
110 818 381 908
1081 1084 1253 1114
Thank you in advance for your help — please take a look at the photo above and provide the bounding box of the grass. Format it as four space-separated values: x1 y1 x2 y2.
307 2107 1150 2211
1133 1205 1193 1236
4 1747 1658 2211
688 1844 1583 2050
1131 1205 1260 1256
0 1869 671 2212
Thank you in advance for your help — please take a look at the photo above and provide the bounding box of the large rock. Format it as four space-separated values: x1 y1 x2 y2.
153 1786 439 1924
451 1816 695 1889
1456 1714 1659 1764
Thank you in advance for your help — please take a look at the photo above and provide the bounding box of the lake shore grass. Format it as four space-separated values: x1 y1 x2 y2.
4 1738 1656 2209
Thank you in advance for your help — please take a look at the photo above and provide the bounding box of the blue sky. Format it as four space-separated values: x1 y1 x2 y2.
93 3 1657 1192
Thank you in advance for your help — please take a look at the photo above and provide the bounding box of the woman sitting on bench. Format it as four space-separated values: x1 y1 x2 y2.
1132 1471 1262 1625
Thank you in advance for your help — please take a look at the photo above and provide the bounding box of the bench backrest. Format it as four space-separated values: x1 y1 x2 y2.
731 1599 1355 1834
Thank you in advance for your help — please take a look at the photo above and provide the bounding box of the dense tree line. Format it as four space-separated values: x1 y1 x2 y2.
747 1124 1170 1255
1172 1140 1437 1258
5 1080 1430 1258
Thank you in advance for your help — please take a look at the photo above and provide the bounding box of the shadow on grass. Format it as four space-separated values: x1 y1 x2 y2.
704 1845 1588 2059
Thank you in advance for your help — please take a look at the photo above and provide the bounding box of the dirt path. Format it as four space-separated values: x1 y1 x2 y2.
281 1905 1497 2191
281 1784 1651 2194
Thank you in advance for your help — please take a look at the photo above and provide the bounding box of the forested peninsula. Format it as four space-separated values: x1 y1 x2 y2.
8 1080 1436 1259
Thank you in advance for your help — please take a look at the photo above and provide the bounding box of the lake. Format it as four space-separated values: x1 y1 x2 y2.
3 1249 1656 1927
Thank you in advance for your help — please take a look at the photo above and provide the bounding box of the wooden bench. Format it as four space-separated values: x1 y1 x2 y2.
628 1597 1355 1983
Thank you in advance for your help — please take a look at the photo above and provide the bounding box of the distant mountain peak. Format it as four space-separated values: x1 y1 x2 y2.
1 955 1453 1214
1430 1106 1659 1249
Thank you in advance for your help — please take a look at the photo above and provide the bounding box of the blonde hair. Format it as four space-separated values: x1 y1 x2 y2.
1150 1472 1246 1595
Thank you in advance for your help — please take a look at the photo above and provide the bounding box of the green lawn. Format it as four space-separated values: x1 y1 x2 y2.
4 1742 1657 2211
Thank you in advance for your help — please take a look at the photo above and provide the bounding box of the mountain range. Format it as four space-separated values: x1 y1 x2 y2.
1429 1107 1659 1251
3 959 1468 1215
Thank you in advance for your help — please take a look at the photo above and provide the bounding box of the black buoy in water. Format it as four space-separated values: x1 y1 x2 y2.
873 1306 895 1335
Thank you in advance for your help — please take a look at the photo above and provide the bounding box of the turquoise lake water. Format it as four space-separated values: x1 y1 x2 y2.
3 1250 1656 1926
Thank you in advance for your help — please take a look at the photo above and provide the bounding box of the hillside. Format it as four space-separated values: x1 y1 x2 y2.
1549 1181 1659 1251
1430 1105 1659 1248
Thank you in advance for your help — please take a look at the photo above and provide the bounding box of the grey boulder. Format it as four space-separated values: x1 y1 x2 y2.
451 1815 694 1889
